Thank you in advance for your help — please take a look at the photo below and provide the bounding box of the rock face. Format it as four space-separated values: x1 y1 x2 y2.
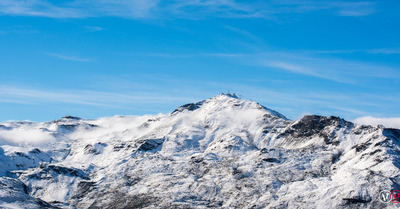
0 94 399 208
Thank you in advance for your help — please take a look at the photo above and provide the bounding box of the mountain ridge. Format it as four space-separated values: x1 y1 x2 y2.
0 94 399 208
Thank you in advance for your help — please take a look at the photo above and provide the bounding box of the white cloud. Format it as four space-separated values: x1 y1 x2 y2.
353 116 400 129
0 128 56 146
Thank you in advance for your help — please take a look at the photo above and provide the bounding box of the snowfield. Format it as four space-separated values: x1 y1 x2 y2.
0 94 400 208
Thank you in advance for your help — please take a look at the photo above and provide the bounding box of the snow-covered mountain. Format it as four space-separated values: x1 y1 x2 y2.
1 94 399 208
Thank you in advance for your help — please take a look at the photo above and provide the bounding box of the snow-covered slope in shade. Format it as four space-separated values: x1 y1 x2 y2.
0 94 399 208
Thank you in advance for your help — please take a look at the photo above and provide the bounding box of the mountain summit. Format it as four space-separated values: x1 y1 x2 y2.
0 95 399 208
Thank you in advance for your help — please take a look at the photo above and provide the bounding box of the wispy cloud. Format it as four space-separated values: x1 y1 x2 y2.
0 85 198 109
0 0 87 18
0 25 40 35
201 51 398 84
300 48 400 55
122 50 399 84
274 1 376 17
255 52 399 84
0 0 377 19
366 48 400 54
44 52 94 62
224 25 265 45
333 1 376 17
0 0 159 18
85 26 104 32
163 0 268 19
1 73 399 121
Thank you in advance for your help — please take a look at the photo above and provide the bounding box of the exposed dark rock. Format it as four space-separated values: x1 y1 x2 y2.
262 158 280 163
62 115 82 120
71 181 96 199
29 148 42 154
352 143 371 152
353 125 374 135
58 123 97 131
383 128 400 141
52 116 81 124
34 198 59 209
172 101 204 114
84 143 107 155
224 93 238 99
0 177 59 208
59 124 79 131
147 118 159 122
361 149 382 158
139 122 149 129
342 197 371 204
28 164 89 180
0 124 11 130
259 106 288 120
124 174 141 187
139 118 161 129
137 138 165 152
331 151 342 164
14 152 30 158
84 145 95 154
278 115 353 144
190 156 203 163
113 142 126 152
89 191 158 209
47 165 88 179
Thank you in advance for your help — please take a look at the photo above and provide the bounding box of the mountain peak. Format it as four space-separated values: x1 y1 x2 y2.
219 92 238 99
61 115 81 120
208 93 240 103
172 94 288 120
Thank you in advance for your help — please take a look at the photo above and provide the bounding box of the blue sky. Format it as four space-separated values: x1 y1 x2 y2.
0 0 400 123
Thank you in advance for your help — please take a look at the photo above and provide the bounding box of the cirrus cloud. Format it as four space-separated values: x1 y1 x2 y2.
0 0 377 19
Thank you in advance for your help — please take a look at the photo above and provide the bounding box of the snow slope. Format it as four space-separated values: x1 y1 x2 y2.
0 94 399 208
